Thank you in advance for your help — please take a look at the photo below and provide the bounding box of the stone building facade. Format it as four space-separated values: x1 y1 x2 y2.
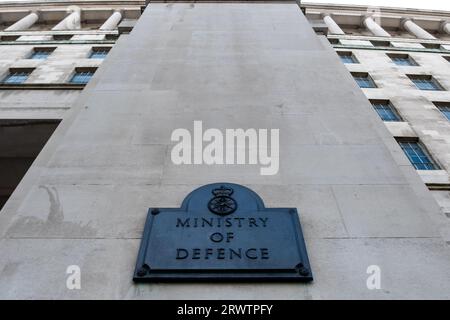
0 1 141 209
0 1 449 299
305 3 450 236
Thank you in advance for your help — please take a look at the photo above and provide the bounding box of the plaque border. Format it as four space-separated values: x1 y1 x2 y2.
133 184 313 283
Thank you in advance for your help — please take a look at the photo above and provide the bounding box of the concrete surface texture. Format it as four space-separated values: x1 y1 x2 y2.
0 3 449 299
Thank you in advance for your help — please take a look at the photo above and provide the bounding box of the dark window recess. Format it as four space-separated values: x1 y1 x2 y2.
53 34 73 41
89 47 111 59
407 75 444 91
1 68 34 84
433 102 450 121
29 47 56 60
388 53 418 66
371 40 391 47
0 120 60 210
398 140 439 170
328 38 340 45
70 67 97 84
338 51 358 64
105 34 119 41
1 35 20 41
422 43 441 50
352 72 377 88
370 100 401 121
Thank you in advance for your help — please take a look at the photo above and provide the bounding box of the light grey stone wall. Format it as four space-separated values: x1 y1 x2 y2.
0 3 449 299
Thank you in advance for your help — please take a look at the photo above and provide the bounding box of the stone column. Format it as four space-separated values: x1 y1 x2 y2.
99 10 122 30
52 9 81 30
5 12 39 31
440 20 450 35
322 13 345 35
363 16 391 37
401 18 436 40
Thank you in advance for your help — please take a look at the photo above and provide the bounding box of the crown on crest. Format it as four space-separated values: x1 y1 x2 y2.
211 186 234 197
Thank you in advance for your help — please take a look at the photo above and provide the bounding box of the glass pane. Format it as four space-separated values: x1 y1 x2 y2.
340 55 356 64
392 57 414 66
70 72 93 84
355 76 375 88
438 106 450 120
399 142 437 170
413 79 440 90
31 51 50 60
3 72 29 84
372 103 400 121
90 51 108 59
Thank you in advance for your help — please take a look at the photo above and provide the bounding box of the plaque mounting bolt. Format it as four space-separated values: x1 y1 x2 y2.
137 264 150 277
296 263 310 276
299 267 310 276
151 208 160 215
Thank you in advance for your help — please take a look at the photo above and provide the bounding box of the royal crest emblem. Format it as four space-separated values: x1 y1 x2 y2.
207 186 237 216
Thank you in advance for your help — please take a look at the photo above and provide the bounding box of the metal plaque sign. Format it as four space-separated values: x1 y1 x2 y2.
133 183 313 282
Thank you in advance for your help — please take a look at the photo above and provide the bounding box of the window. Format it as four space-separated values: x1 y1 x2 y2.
370 100 401 121
70 68 97 84
398 140 439 170
1 35 20 41
371 40 391 47
89 47 111 59
388 53 418 66
2 69 33 84
105 34 119 41
422 43 441 50
433 102 450 121
352 72 377 88
328 38 340 45
29 47 55 60
337 51 358 64
53 34 73 41
407 75 444 91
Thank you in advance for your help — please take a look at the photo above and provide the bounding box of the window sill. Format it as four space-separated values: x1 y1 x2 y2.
418 170 449 185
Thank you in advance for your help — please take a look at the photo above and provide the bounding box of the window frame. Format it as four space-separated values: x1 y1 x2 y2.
407 74 445 91
337 51 359 64
89 47 111 59
69 67 97 85
397 138 439 171
370 99 402 122
351 72 378 89
1 68 34 84
387 53 418 66
29 47 56 60
433 102 450 121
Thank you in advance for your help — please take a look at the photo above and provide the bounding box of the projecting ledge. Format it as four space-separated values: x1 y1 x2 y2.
0 83 85 90
418 170 450 185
